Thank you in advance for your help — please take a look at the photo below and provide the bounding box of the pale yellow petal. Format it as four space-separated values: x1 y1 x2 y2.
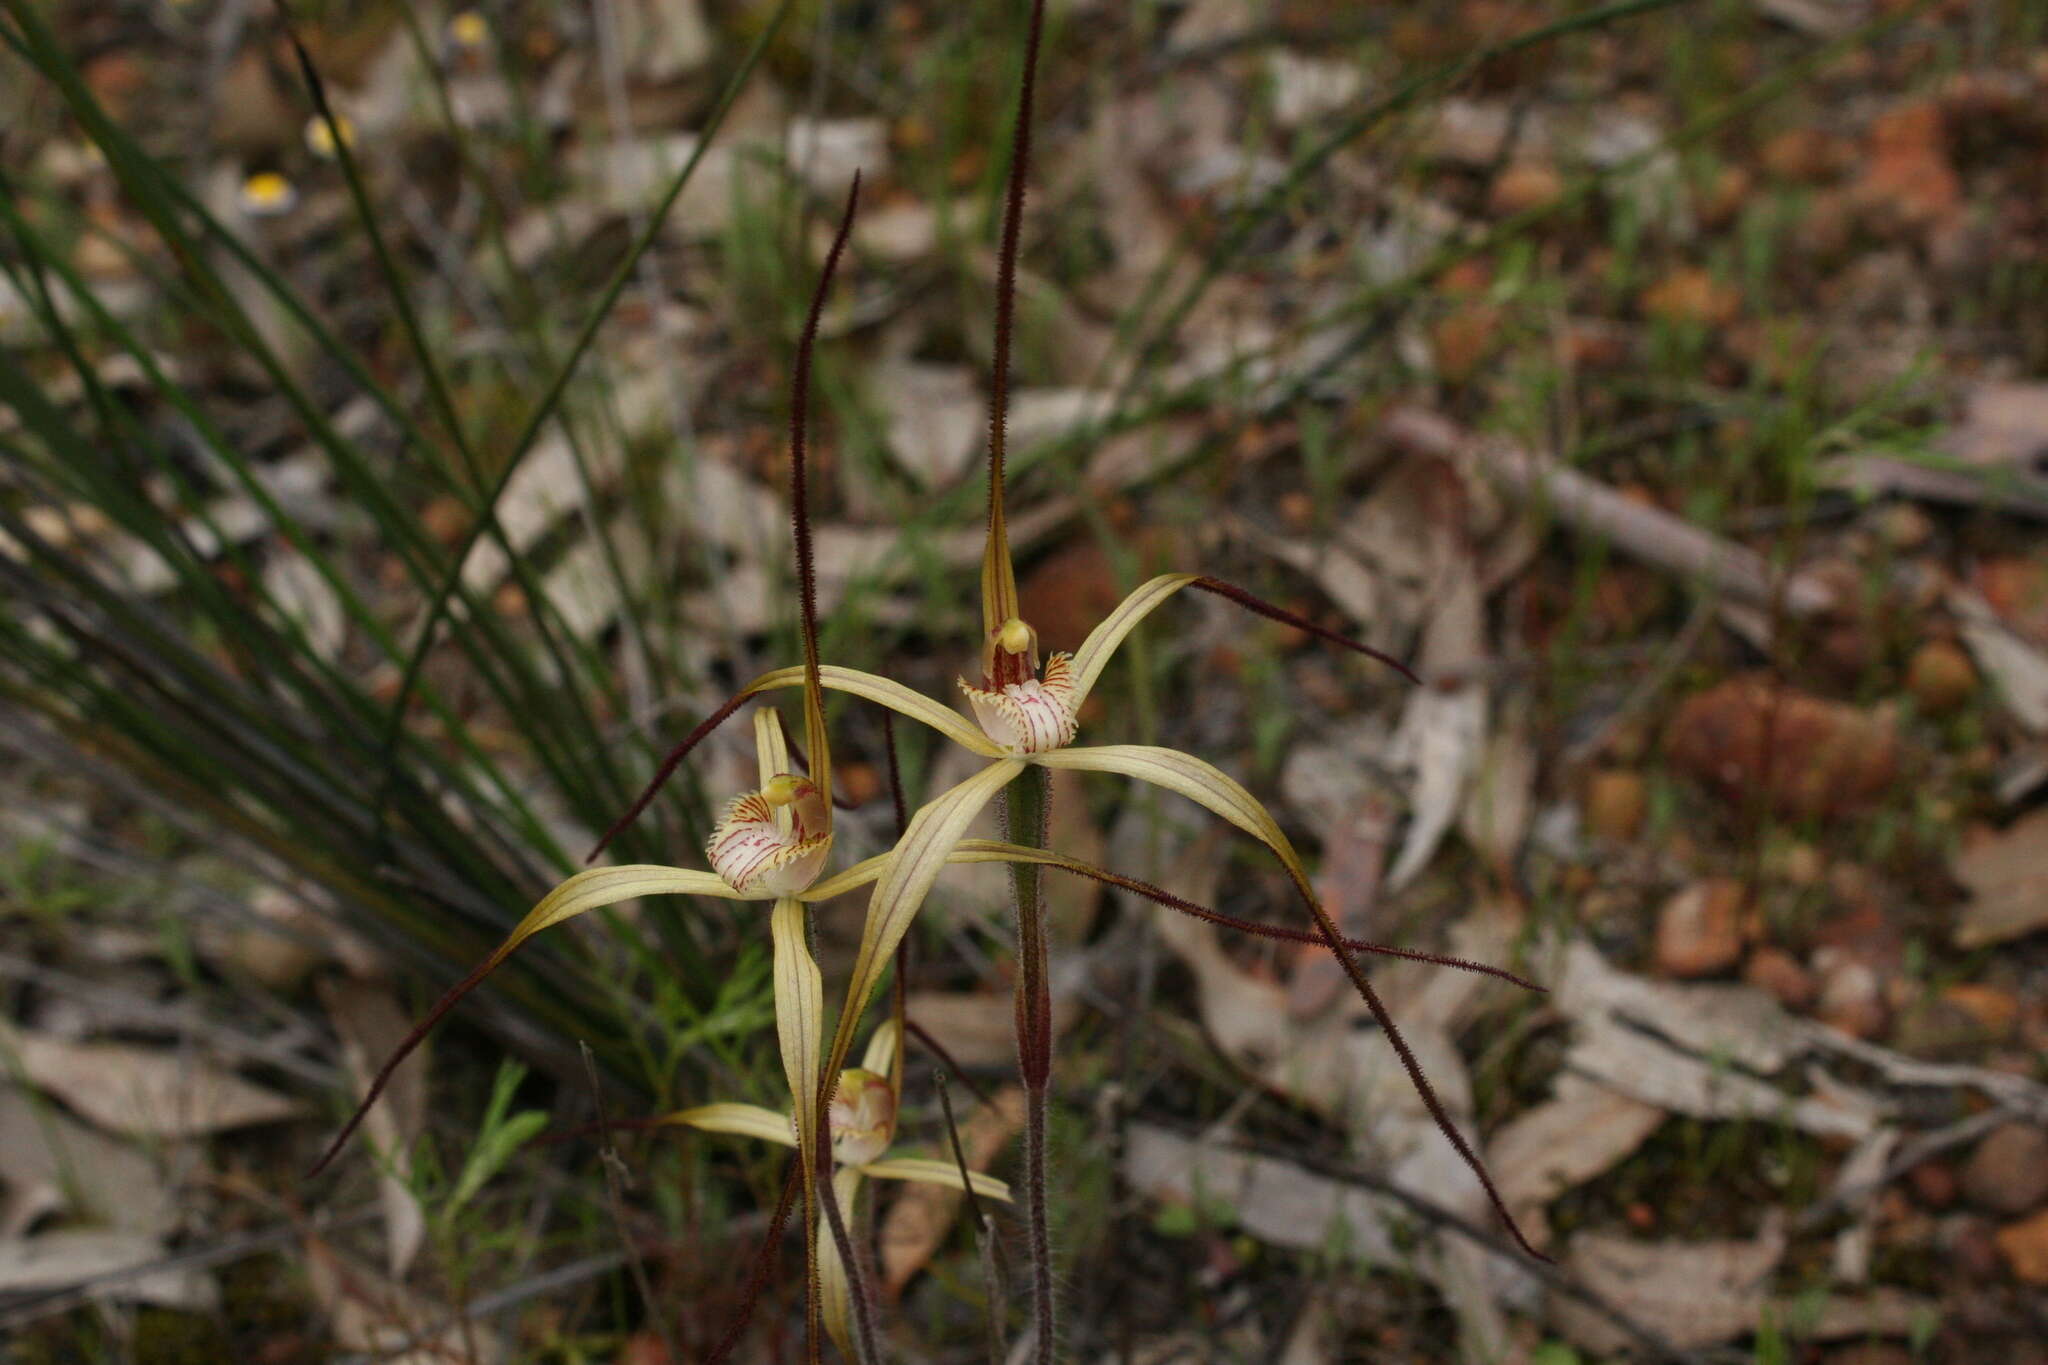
822 759 1027 1088
859 1156 1013 1202
770 897 826 1189
1066 573 1200 710
799 852 894 903
752 708 789 792
1031 744 1307 880
494 866 750 976
742 665 1005 758
860 1018 901 1079
818 1165 865 1359
659 1102 796 1147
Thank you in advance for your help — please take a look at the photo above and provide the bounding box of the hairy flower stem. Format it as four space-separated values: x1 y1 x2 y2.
1002 765 1055 1364
818 1164 882 1364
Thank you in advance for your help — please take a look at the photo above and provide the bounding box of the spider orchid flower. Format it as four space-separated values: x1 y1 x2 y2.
308 181 895 1361
577 0 1545 1272
812 0 1546 1271
308 172 870 1166
660 1019 1010 1355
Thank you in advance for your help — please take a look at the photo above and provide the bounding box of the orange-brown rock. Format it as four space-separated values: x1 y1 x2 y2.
1654 879 1747 978
1664 677 1900 820
1995 1207 2048 1284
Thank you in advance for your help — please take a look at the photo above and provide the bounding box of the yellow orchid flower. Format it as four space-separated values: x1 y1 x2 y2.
310 179 884 1359
578 0 1542 1290
808 12 1546 1344
661 1019 1012 1356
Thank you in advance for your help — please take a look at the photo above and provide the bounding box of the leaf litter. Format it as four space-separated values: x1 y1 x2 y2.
9 0 2048 1357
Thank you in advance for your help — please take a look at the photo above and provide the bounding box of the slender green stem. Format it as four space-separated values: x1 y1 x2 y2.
1001 764 1054 1364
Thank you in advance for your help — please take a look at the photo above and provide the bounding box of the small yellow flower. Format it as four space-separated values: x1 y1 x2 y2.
661 1020 1009 1355
237 171 298 217
303 113 356 159
447 9 488 50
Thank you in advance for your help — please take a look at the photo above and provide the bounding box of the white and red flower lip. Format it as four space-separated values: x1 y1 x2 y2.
706 775 831 896
960 653 1078 753
960 616 1079 754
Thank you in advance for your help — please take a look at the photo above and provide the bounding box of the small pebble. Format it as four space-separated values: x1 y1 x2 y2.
1962 1123 2048 1216
1654 879 1746 978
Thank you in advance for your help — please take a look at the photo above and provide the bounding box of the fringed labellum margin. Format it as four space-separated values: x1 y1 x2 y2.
959 617 1079 754
708 771 832 897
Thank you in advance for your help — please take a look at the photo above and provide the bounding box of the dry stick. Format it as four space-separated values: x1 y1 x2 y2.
1380 406 1838 619
903 1018 998 1108
936 1071 1011 1365
1140 1121 1710 1365
579 1042 682 1365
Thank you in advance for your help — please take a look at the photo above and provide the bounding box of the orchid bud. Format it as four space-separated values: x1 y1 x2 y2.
828 1068 896 1166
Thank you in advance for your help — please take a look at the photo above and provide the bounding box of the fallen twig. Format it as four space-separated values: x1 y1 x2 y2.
1382 406 1836 616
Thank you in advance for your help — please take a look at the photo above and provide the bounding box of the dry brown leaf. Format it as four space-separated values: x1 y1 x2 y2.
1486 1073 1664 1251
874 360 981 488
1387 533 1485 891
1996 1206 2048 1284
1854 101 1962 234
1457 711 1537 875
1953 587 2048 733
1944 382 2048 467
1238 520 1388 636
610 0 710 82
1554 942 1884 1140
455 371 663 594
318 978 427 1276
306 1235 504 1364
8 1030 303 1139
0 1229 215 1310
1265 51 1363 129
0 1087 177 1237
1124 1123 1405 1265
1951 806 2048 949
878 1086 1025 1296
1548 1215 1785 1353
